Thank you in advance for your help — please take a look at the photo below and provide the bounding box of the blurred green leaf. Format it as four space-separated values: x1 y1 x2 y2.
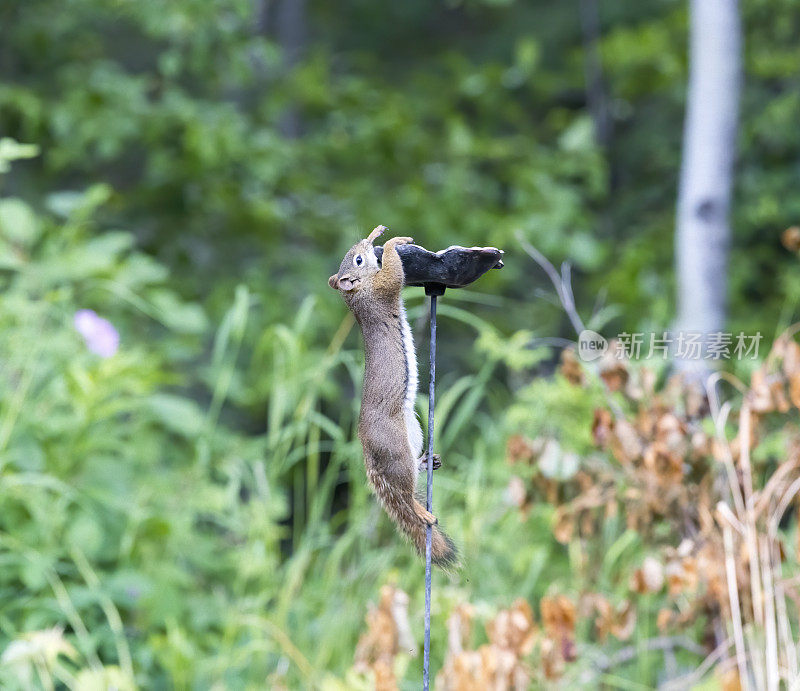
147 393 205 437
0 199 40 247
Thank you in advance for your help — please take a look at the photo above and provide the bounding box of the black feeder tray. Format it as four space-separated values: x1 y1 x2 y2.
374 244 504 296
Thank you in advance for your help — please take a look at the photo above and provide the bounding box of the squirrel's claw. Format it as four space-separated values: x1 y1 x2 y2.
415 505 438 526
418 453 441 471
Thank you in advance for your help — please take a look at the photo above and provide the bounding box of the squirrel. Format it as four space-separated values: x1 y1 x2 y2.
328 225 457 569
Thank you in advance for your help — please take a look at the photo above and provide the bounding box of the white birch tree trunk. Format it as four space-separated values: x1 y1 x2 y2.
675 0 741 369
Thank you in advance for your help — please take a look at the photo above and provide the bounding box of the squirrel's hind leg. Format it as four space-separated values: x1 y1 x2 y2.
413 501 438 526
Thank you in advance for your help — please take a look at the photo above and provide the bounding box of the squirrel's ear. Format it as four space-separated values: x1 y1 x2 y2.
366 225 387 244
328 274 340 290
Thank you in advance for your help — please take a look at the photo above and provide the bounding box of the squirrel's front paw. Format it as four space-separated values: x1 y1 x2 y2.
386 236 414 248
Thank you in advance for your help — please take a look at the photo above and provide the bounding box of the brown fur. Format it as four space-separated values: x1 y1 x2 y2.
329 226 457 568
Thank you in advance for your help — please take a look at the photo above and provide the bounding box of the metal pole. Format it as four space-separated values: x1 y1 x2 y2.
423 294 437 691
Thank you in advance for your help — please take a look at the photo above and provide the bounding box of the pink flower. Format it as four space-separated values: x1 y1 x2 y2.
74 309 119 358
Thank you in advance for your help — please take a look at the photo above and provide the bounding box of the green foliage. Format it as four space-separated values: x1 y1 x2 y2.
0 183 278 687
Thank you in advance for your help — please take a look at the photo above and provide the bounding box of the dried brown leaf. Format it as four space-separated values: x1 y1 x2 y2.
486 599 536 657
749 369 774 414
600 360 629 393
656 608 673 633
439 601 535 691
354 584 415 685
560 348 585 386
611 420 643 464
718 667 742 691
540 637 564 680
781 226 800 252
790 373 800 410
553 508 574 545
665 555 699 596
373 660 398 691
594 597 636 641
506 435 534 464
631 556 665 594
782 339 800 376
540 595 576 661
592 408 614 448
643 442 684 485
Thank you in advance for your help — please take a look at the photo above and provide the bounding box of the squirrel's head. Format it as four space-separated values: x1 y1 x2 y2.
328 225 385 295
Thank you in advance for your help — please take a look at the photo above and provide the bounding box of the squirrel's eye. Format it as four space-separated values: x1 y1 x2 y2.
354 254 363 267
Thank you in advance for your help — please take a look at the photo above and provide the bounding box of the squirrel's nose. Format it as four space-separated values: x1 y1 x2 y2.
338 275 357 291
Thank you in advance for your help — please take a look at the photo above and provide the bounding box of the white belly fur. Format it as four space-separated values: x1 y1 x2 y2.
398 301 423 466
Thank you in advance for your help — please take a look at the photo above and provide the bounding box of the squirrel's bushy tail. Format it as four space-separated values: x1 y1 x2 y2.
371 478 458 570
